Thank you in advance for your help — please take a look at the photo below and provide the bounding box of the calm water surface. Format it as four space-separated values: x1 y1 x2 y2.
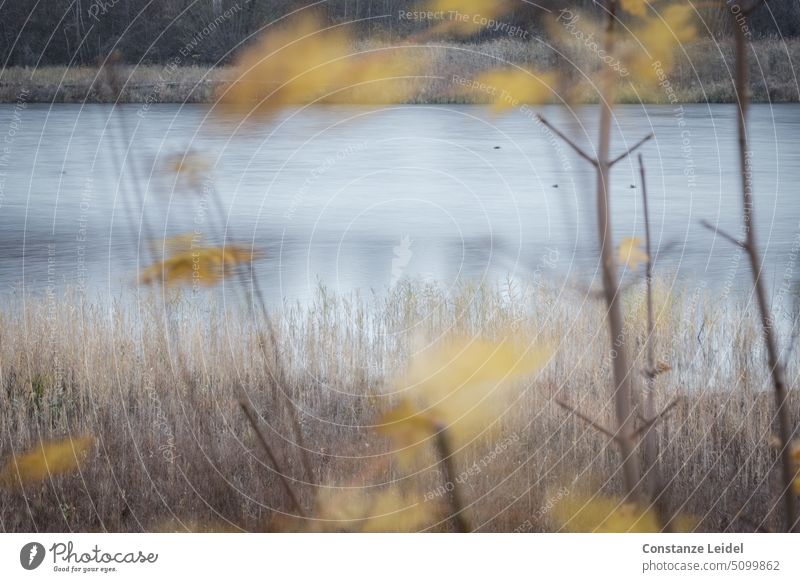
1 103 799 307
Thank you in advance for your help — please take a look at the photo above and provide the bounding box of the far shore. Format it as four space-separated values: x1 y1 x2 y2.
2 38 799 105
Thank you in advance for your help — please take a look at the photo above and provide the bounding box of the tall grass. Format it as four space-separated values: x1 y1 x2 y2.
1 280 796 531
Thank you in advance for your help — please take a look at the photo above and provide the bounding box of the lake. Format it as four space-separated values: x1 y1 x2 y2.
1 102 799 308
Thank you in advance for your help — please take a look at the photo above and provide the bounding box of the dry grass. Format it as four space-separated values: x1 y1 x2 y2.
1 37 798 104
0 278 796 532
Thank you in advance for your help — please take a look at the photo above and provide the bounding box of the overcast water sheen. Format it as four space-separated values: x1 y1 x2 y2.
1 103 799 307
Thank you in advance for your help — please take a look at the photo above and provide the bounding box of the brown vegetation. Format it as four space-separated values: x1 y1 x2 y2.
0 282 797 532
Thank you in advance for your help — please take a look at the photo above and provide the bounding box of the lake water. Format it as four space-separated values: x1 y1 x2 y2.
1 103 799 307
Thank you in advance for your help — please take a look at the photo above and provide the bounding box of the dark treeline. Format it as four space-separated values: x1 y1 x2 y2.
1 0 799 67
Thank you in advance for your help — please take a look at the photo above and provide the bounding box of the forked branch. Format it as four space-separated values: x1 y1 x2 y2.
535 114 599 167
555 398 620 443
609 133 654 167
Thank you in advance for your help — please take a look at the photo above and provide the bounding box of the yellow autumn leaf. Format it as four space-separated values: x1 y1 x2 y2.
425 0 512 38
623 4 696 87
149 233 200 254
139 243 258 287
1 436 94 486
473 68 555 111
396 336 550 444
551 491 697 532
217 14 416 118
324 49 417 106
617 236 649 269
314 488 433 532
377 398 437 467
620 0 648 17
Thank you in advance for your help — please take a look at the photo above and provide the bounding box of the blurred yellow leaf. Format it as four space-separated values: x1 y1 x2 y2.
473 68 555 111
149 233 199 254
314 488 433 532
623 4 696 86
552 491 697 532
620 0 648 17
398 336 549 444
425 0 512 37
617 236 649 269
139 243 258 287
1 436 94 486
217 14 416 118
377 398 437 466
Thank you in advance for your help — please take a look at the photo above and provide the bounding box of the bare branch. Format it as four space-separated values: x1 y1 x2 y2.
634 397 681 438
240 401 307 518
555 398 619 442
727 10 799 531
700 219 747 249
536 114 598 167
609 133 654 167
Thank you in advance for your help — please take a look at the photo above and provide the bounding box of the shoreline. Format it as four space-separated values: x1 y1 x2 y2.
2 38 798 105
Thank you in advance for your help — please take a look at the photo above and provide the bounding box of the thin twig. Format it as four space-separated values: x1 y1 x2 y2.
634 397 681 438
535 114 599 167
699 220 747 249
240 401 307 518
609 133 654 167
638 154 664 517
555 398 619 442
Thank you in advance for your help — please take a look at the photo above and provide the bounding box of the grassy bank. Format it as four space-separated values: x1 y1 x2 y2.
2 38 798 105
0 279 797 532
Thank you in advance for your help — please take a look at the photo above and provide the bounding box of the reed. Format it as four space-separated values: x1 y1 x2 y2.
0 280 796 532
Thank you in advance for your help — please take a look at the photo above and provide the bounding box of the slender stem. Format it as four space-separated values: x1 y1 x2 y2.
595 0 642 501
731 19 798 532
638 154 658 485
433 428 470 533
